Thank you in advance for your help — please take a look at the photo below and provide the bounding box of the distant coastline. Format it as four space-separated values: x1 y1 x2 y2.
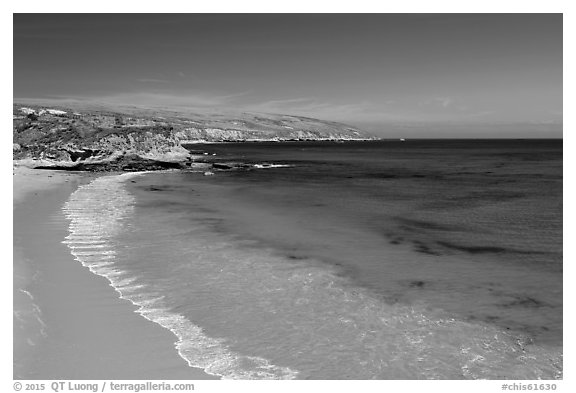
13 103 377 172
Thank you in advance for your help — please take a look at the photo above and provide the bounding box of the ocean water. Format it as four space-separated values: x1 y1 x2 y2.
62 140 562 379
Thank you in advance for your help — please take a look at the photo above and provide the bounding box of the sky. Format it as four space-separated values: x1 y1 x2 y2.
13 14 563 137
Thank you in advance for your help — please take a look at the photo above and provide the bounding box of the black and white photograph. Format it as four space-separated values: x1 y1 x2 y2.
10 7 566 387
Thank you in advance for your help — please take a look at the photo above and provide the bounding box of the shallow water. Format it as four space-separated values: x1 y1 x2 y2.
62 140 562 379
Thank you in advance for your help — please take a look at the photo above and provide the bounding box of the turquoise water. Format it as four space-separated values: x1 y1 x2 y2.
62 140 562 379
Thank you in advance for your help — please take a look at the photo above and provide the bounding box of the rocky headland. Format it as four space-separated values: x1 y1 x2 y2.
13 103 375 172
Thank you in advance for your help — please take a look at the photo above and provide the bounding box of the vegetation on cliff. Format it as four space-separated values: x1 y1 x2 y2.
13 103 374 170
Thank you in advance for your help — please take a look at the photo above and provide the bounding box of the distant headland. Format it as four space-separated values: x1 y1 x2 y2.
13 102 375 172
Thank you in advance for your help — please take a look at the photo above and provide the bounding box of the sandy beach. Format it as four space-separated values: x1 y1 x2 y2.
13 164 217 379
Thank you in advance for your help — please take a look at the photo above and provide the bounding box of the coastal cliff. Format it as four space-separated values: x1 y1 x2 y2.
13 104 374 171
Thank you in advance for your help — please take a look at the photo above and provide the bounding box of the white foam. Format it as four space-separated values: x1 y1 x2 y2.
81 261 114 269
66 244 110 250
71 250 116 256
19 107 36 115
19 289 34 301
253 163 292 169
62 172 298 380
62 239 107 244
45 109 67 115
77 254 115 261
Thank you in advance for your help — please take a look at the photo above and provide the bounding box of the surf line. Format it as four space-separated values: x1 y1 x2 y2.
61 172 298 379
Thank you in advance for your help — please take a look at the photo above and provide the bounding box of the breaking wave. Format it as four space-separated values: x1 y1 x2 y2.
62 173 297 379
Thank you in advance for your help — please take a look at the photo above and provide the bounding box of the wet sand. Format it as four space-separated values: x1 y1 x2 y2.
13 164 217 379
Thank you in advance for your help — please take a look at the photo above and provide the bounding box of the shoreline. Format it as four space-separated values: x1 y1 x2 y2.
13 141 563 379
13 164 217 379
125 169 562 379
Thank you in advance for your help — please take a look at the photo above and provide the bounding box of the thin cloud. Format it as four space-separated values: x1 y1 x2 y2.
136 78 170 83
467 110 496 118
438 97 453 108
419 96 455 109
214 90 254 102
269 97 315 105
244 98 388 122
78 92 224 108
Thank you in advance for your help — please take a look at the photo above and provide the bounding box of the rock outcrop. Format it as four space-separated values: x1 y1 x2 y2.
13 103 374 171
